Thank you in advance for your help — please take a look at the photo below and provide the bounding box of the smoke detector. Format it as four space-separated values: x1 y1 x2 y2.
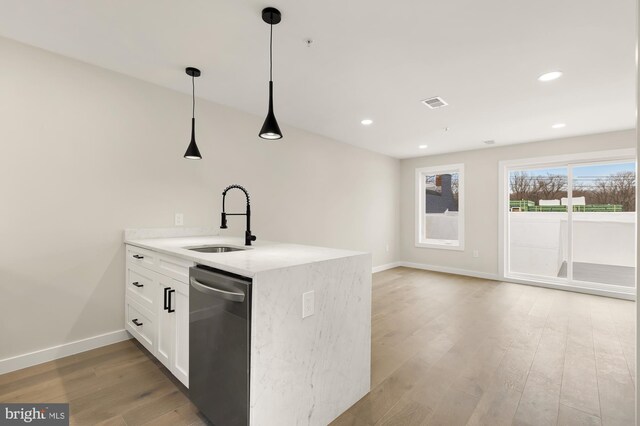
421 96 448 109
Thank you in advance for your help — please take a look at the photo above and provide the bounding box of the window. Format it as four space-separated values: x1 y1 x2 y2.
415 164 464 250
499 148 636 297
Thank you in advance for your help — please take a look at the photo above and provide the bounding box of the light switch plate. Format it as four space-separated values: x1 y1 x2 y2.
302 291 314 318
174 213 184 226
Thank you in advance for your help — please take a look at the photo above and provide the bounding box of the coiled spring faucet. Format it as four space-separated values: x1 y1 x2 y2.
220 185 257 246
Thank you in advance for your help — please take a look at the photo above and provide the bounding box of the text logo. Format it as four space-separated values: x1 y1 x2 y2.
1 404 68 425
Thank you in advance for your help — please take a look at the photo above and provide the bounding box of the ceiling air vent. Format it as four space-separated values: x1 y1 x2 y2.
421 96 448 109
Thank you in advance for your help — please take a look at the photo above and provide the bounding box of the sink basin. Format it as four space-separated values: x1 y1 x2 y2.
184 245 247 253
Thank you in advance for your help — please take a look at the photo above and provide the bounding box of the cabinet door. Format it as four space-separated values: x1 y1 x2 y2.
171 280 189 387
156 275 175 370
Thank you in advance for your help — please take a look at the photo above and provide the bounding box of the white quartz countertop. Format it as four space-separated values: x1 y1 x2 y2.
124 235 367 277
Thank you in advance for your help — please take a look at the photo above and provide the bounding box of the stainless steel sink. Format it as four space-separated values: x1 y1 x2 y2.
184 245 247 253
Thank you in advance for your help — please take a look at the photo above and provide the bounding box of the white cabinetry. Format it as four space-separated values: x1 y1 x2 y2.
124 245 192 387
156 276 189 385
173 282 190 384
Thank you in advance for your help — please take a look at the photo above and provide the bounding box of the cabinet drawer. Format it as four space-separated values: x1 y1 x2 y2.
126 264 156 311
126 246 157 270
125 299 155 354
158 254 193 283
125 245 193 282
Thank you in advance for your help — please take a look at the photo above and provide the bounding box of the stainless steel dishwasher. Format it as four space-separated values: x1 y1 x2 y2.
189 264 252 426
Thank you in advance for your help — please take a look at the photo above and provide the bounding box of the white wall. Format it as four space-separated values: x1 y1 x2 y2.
400 130 636 276
0 37 400 360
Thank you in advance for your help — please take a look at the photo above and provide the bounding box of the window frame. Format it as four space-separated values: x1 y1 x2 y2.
415 163 465 251
498 148 636 298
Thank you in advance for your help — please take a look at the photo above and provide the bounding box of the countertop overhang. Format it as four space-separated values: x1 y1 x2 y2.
125 235 367 277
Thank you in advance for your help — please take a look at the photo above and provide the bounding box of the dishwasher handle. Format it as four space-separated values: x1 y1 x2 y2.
190 277 245 303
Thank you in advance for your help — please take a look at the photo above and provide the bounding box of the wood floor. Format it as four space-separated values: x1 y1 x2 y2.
332 268 636 426
0 267 635 425
0 339 206 426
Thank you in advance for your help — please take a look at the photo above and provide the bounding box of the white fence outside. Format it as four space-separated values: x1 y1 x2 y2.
509 212 635 277
424 213 459 240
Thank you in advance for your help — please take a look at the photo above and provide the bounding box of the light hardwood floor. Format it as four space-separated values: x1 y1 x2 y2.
0 339 205 425
332 268 636 426
0 267 635 425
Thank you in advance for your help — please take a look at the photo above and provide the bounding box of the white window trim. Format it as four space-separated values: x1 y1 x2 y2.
415 163 465 251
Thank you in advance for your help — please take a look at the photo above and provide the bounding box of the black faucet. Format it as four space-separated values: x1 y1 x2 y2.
220 184 257 246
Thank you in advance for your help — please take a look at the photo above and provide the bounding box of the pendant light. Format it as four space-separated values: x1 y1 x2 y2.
184 67 202 159
259 7 283 140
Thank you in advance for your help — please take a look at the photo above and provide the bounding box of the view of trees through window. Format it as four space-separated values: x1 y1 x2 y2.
507 160 636 288
509 163 636 212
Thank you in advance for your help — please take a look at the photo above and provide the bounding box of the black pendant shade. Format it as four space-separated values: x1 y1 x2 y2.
259 81 282 139
184 118 202 159
259 7 283 140
183 67 202 159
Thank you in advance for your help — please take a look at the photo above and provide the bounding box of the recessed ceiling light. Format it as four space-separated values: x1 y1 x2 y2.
361 119 373 125
418 144 428 149
551 123 566 129
538 71 563 82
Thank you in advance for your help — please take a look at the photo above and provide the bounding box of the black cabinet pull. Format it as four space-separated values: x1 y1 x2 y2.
163 287 170 311
132 282 143 288
133 254 144 259
132 318 143 327
168 289 175 313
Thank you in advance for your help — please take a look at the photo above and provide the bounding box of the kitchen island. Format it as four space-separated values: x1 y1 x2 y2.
123 230 371 426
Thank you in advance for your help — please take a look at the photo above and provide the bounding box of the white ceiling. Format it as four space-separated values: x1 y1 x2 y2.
0 0 636 158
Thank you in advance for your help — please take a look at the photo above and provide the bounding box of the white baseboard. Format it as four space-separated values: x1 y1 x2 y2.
399 261 499 281
371 260 498 280
372 262 403 273
498 275 636 301
0 329 131 375
395 261 634 301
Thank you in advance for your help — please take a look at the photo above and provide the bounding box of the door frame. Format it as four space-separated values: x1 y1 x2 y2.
498 148 637 299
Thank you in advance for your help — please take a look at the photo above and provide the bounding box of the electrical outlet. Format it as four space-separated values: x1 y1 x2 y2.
386 244 390 253
174 213 184 226
473 250 479 258
302 291 314 318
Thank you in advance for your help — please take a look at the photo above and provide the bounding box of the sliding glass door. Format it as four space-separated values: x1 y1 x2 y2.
508 166 569 280
504 153 636 296
570 162 636 288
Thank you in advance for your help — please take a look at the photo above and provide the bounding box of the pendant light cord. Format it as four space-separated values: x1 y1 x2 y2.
269 19 273 81
191 75 196 119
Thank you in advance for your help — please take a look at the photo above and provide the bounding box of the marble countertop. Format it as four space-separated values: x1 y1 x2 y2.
124 235 367 277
